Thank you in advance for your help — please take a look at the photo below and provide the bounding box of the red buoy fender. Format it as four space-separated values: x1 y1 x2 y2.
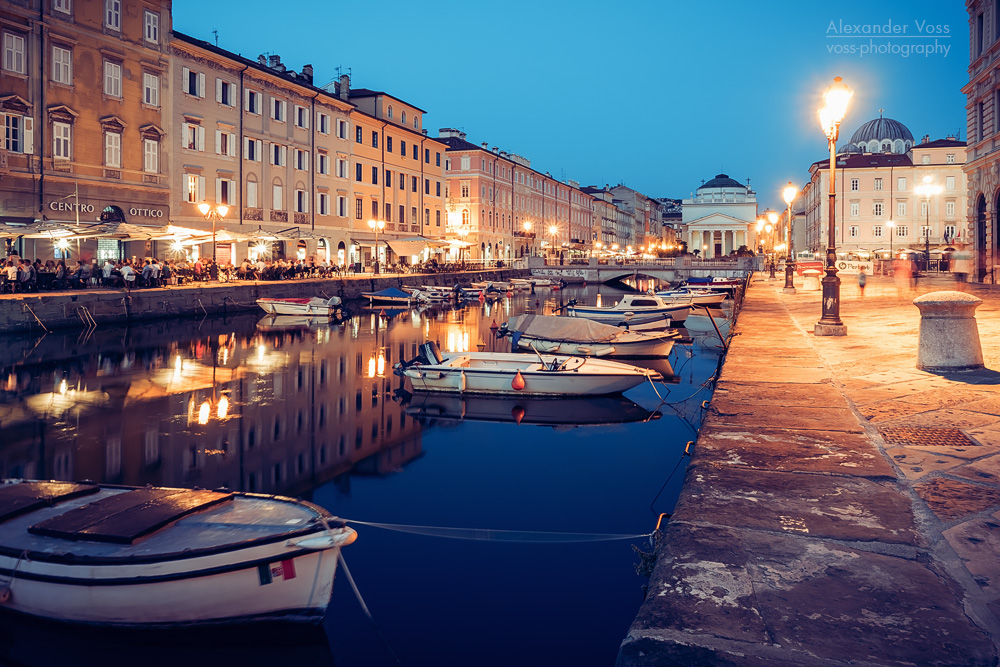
512 369 526 390
511 405 525 425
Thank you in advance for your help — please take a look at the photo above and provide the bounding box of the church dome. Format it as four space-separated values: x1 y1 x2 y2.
846 116 914 154
698 173 746 190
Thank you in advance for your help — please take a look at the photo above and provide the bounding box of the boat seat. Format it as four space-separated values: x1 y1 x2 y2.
0 481 99 525
29 487 234 545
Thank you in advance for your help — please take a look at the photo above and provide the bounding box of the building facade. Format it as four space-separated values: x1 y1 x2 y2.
681 174 757 258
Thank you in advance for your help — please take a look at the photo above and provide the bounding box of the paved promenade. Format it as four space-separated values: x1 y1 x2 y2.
619 273 1000 666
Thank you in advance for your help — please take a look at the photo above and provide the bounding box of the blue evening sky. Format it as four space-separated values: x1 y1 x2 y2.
173 0 968 212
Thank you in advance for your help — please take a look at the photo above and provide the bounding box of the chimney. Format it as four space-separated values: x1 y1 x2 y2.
482 142 489 149
338 74 350 101
301 64 313 85
257 54 267 66
438 128 463 139
268 55 280 68
921 134 930 144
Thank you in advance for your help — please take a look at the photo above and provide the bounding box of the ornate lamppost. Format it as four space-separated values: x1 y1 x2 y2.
816 76 852 336
915 175 942 273
782 182 799 293
197 202 229 268
367 218 385 273
766 210 779 279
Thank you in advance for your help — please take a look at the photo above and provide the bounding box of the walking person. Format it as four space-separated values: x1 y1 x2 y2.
858 267 866 298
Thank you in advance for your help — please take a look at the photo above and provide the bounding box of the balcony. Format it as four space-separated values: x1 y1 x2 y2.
514 230 536 239
294 212 309 225
269 210 288 223
244 207 263 221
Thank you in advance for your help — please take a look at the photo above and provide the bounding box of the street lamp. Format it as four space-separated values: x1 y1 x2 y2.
914 175 942 273
782 182 799 293
765 219 776 279
549 225 558 260
197 202 229 267
457 224 469 265
816 75 852 336
523 221 532 257
367 218 386 274
886 219 895 267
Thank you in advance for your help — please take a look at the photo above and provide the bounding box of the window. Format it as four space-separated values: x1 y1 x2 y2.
873 178 882 191
336 195 347 217
355 198 363 220
461 183 470 197
424 208 430 226
317 153 330 175
946 201 956 216
243 137 262 161
271 143 286 166
946 176 955 191
182 67 205 97
216 79 234 106
143 139 158 173
401 140 406 156
105 132 121 167
355 126 362 143
371 131 378 148
335 118 347 139
897 225 908 237
335 158 346 178
386 137 393 152
8 114 36 153
99 61 122 98
897 201 906 217
295 189 308 213
849 202 859 218
412 145 418 160
317 192 330 215
436 152 441 167
3 33 25 74
414 115 419 129
873 202 883 217
355 163 362 182
848 225 859 238
371 200 378 218
217 178 234 205
182 122 205 151
400 110 406 124
412 176 417 193
921 201 928 217
945 224 957 239
385 169 391 184
849 178 859 192
371 166 378 185
946 154 956 164
295 105 308 129
872 225 883 238
52 45 72 84
398 204 405 223
271 98 286 122
215 130 235 157
246 181 258 208
920 225 932 238
53 122 71 160
245 89 261 114
294 149 309 171
384 202 392 221
399 173 404 189
53 0 71 13
436 210 441 226
977 12 985 56
143 73 159 106
424 178 430 195
387 105 393 119
921 154 931 165
272 184 283 210
897 177 906 191
144 11 159 43
425 148 430 163
411 206 417 223
105 0 121 30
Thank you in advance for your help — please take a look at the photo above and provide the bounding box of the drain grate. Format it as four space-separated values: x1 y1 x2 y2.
878 427 975 448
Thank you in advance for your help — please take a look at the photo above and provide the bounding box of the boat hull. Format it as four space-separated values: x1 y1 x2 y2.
515 336 674 358
256 299 338 317
566 308 688 325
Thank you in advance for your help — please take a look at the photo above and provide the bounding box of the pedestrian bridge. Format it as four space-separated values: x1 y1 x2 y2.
528 258 752 284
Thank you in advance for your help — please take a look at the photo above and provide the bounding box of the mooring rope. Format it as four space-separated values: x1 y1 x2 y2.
337 551 405 666
343 519 651 543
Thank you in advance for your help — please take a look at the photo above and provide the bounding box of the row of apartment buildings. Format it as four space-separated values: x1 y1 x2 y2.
0 0 675 268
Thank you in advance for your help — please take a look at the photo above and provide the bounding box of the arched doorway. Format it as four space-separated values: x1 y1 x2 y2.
977 194 987 282
296 240 307 261
337 241 346 267
317 238 328 263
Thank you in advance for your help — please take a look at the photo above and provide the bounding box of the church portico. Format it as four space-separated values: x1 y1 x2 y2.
682 174 757 259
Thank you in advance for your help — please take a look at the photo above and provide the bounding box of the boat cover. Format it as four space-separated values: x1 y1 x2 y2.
29 487 234 545
506 314 622 343
363 287 411 299
0 481 99 524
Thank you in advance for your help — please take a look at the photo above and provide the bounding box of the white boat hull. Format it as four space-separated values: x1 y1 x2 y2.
256 299 339 317
515 336 674 358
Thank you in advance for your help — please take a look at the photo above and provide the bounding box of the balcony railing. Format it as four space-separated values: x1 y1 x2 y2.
244 207 263 221
269 210 288 223
513 230 536 238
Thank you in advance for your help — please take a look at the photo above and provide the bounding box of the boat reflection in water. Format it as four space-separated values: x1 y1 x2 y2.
400 390 661 427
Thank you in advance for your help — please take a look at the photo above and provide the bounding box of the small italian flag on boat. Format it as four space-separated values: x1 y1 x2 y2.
258 559 297 585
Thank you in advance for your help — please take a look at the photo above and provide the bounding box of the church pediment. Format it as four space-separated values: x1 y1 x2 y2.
685 212 753 228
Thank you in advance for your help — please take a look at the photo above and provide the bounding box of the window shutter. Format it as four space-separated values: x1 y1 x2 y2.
280 145 286 166
255 139 262 161
215 130 221 155
198 176 205 202
243 136 249 159
244 88 250 111
198 72 205 98
181 172 188 200
181 123 188 148
216 78 222 103
215 178 222 204
197 126 205 152
316 192 321 215
182 66 189 91
22 116 33 154
303 151 309 172
227 133 236 157
303 108 309 129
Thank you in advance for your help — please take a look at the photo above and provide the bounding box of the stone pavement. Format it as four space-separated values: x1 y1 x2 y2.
618 273 1000 666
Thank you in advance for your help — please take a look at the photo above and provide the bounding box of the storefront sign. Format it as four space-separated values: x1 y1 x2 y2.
47 200 166 219
835 260 873 274
49 201 95 213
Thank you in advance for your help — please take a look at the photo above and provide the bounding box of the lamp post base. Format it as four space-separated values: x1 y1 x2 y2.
782 286 797 294
814 322 848 336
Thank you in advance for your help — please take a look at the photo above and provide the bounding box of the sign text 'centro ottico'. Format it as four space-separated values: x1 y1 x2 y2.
48 200 166 219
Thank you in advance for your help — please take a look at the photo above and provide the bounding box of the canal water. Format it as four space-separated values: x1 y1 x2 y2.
0 283 725 667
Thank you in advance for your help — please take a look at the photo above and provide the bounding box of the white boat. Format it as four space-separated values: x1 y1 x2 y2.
404 287 452 303
403 393 661 427
500 314 678 357
654 289 727 307
511 277 561 288
257 315 342 332
683 277 743 293
256 296 347 317
394 342 659 396
0 480 357 627
361 287 420 305
565 294 690 324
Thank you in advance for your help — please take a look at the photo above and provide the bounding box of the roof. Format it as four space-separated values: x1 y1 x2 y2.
437 135 490 153
849 117 914 144
917 139 966 148
698 174 746 190
810 153 913 170
347 88 428 113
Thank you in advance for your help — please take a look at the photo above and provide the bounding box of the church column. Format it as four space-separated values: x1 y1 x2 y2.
725 230 733 256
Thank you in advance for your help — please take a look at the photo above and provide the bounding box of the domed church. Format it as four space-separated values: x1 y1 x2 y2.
838 112 914 155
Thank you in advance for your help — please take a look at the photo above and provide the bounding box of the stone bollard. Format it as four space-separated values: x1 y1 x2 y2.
913 291 984 372
801 269 822 292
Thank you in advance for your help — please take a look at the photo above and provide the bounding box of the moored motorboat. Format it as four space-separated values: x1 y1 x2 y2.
0 480 357 627
682 276 744 294
653 289 727 307
499 314 679 357
361 287 421 305
564 294 690 325
257 315 345 332
403 392 661 427
394 342 659 396
256 296 347 317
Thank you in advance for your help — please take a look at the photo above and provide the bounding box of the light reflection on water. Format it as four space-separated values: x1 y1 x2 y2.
0 285 725 667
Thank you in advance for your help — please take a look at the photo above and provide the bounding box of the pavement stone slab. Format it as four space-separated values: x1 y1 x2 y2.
915 477 1000 523
965 396 1000 416
886 446 972 481
718 364 831 384
943 514 1000 595
708 404 864 433
673 466 921 545
696 425 895 478
712 381 845 407
951 454 1000 487
895 409 1000 430
855 401 933 424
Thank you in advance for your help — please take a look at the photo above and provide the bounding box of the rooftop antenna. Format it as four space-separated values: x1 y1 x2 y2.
212 30 218 46
879 108 884 118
